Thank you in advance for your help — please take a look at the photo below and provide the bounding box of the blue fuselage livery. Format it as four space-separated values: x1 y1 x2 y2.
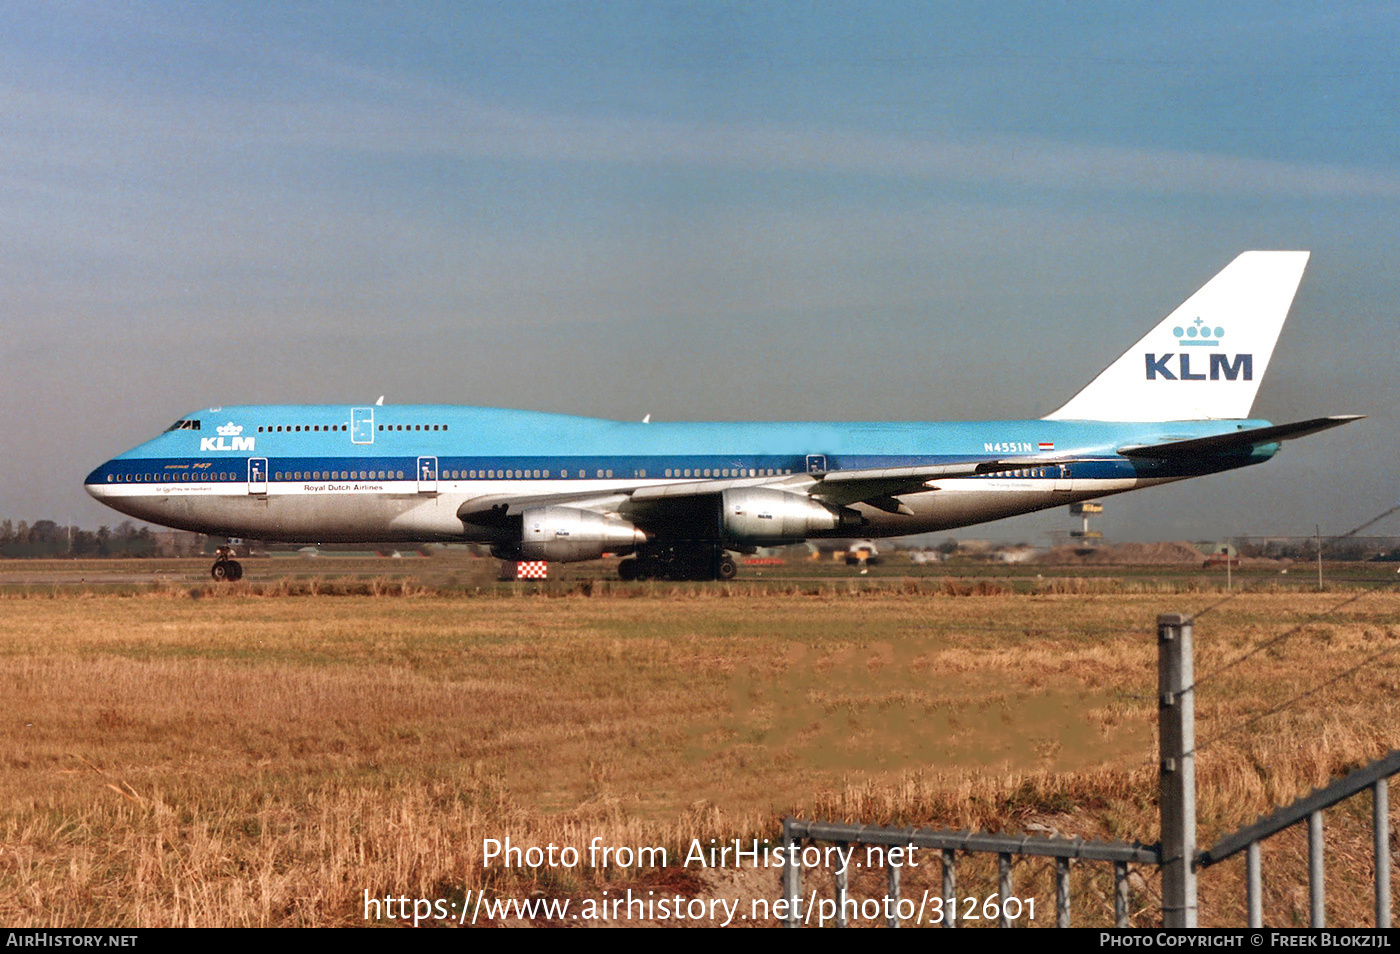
86 405 1275 541
83 252 1362 581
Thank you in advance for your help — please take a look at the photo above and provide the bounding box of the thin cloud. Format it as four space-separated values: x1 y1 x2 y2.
5 72 1400 202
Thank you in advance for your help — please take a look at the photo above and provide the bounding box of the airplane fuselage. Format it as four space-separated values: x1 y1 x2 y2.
85 404 1277 546
82 253 1359 581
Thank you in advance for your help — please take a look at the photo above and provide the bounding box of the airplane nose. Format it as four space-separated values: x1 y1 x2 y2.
84 462 112 500
83 459 157 523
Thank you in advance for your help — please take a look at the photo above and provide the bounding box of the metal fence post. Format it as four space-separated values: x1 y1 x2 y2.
1159 613 1198 927
1310 810 1325 928
887 859 901 928
1377 779 1391 928
943 849 957 928
834 842 849 928
1056 857 1071 927
782 819 801 928
1247 841 1263 928
998 853 1012 927
1115 861 1130 927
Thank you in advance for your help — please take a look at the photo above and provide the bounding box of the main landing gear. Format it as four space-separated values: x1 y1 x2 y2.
211 545 244 582
618 544 738 582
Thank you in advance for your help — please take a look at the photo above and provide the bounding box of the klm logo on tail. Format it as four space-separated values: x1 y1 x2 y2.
1145 320 1252 381
1144 353 1253 381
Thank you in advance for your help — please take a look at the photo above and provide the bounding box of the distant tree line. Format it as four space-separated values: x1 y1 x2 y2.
1234 536 1400 562
0 520 160 558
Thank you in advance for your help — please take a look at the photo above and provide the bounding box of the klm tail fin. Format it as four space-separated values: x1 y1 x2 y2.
1044 251 1310 422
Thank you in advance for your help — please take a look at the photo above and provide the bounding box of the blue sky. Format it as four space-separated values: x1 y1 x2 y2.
3 2 1397 541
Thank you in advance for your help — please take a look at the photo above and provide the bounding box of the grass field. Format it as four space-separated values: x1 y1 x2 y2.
2 559 1398 927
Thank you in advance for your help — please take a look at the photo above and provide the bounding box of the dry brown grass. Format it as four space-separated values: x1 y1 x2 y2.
1 585 1398 926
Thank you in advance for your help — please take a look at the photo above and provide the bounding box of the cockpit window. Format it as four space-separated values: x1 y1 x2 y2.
165 419 202 431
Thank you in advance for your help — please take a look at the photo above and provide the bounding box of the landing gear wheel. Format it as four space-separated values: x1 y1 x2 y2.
211 545 243 582
627 545 740 582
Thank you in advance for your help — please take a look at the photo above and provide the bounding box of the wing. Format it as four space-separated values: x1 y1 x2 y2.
456 455 1073 528
802 458 1068 508
457 489 631 528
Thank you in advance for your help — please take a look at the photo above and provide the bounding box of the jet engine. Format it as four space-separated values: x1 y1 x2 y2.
720 488 863 543
517 506 648 562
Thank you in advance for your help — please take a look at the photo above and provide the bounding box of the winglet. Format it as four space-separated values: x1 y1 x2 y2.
1045 252 1310 422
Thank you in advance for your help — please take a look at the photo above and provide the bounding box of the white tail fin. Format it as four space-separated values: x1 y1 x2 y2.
1044 251 1310 422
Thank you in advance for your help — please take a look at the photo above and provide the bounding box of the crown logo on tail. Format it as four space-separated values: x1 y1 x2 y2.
1174 317 1225 347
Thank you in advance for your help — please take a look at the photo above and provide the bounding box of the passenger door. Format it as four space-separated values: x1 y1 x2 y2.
351 407 375 444
248 457 268 495
417 456 438 494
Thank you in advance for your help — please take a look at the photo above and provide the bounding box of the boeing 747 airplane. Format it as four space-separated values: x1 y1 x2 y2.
86 252 1360 581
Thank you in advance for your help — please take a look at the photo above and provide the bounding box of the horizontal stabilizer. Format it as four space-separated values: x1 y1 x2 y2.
1118 415 1363 459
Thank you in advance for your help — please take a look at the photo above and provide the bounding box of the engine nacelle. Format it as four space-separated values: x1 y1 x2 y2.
518 506 648 562
720 488 861 543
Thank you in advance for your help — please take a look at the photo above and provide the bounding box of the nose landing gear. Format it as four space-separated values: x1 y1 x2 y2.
211 545 244 582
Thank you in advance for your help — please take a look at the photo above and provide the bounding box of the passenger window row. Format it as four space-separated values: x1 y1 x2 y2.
258 425 347 433
664 468 789 478
451 470 549 479
108 471 236 482
276 471 404 481
241 424 453 434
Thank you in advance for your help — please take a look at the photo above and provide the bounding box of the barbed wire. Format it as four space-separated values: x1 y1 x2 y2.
1115 580 1387 703
1118 581 1400 751
1191 581 1398 693
1196 639 1400 755
1331 503 1400 543
1183 587 1249 623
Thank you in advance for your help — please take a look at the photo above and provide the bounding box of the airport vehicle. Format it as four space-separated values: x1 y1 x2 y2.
85 252 1360 581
